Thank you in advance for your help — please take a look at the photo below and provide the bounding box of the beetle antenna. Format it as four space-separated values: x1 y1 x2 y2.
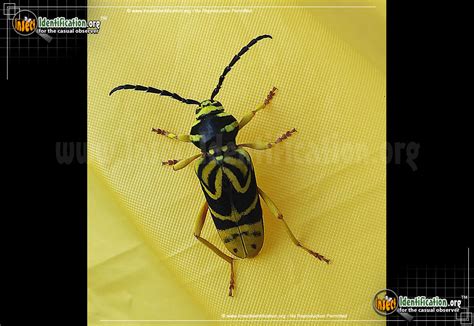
109 84 200 106
210 34 272 100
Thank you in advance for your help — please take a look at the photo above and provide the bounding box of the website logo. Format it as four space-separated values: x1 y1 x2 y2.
12 9 37 36
373 289 399 316
9 8 101 38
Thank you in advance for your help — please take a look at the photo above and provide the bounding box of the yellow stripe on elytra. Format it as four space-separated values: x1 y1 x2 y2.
209 206 232 221
194 157 204 175
211 195 258 222
217 226 241 239
223 156 248 176
240 194 259 218
220 121 239 133
219 221 263 238
223 167 252 193
236 148 251 164
209 201 239 222
201 168 222 200
201 159 217 187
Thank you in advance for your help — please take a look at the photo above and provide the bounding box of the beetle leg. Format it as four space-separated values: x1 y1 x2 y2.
163 153 202 171
257 187 331 264
193 202 237 297
152 127 191 142
161 159 180 166
238 87 277 129
239 128 297 150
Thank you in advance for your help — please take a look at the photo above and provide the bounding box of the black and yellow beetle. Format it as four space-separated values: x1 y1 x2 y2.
110 35 329 296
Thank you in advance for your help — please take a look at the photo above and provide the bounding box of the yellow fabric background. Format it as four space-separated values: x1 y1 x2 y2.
88 1 386 324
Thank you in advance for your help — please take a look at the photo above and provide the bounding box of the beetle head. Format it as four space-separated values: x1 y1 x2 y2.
195 100 224 120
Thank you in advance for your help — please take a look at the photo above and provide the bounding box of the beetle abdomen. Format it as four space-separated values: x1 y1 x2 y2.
195 148 264 258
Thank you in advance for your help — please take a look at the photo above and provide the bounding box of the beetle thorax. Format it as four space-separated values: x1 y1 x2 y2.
190 100 239 151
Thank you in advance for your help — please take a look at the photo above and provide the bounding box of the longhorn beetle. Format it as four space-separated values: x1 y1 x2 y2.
109 35 330 296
